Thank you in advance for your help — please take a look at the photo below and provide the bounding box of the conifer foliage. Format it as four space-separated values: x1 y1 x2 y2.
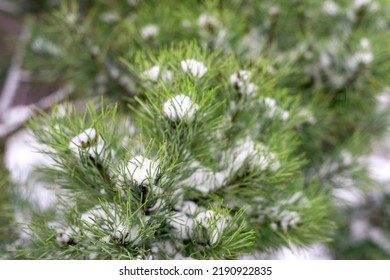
2 0 390 259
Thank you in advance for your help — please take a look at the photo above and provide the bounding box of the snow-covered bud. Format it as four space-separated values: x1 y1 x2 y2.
319 52 331 68
81 204 139 245
354 0 371 10
180 161 226 194
53 103 73 118
65 13 76 24
194 210 229 246
347 51 373 70
31 37 63 57
376 89 390 111
163 94 199 121
263 97 276 108
245 83 259 96
109 223 139 245
297 108 316 124
100 11 120 23
280 110 290 121
227 137 281 175
279 211 301 232
268 6 280 17
124 156 160 186
265 205 302 232
69 128 105 158
230 70 259 96
140 24 160 41
181 19 192 29
360 37 370 50
142 65 173 82
127 0 140 7
55 227 78 246
260 97 290 121
198 14 220 30
369 2 379 12
142 65 160 81
230 70 250 89
197 13 221 37
180 59 208 78
322 1 339 15
357 38 374 65
90 45 100 56
267 152 281 171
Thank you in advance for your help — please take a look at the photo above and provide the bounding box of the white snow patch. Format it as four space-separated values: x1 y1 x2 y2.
168 211 194 240
197 13 221 37
163 94 198 121
81 204 139 244
69 128 105 159
225 137 281 175
230 70 250 89
332 187 365 206
5 129 57 211
123 156 160 185
5 130 53 182
260 97 290 121
366 155 390 183
180 59 208 78
100 11 120 23
322 1 339 15
194 210 229 246
272 243 332 260
180 160 227 194
354 0 372 9
140 24 159 40
142 65 173 82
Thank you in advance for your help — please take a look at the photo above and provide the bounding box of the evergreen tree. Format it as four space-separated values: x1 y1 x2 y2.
1 0 389 259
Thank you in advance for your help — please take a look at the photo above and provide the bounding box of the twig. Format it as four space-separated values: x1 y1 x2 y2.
0 22 30 121
0 0 20 14
35 84 74 110
0 85 74 144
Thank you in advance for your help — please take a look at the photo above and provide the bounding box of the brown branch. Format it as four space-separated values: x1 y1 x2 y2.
0 22 30 121
0 84 74 146
0 0 20 15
